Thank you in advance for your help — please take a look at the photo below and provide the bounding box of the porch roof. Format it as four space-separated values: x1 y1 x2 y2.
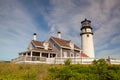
32 49 55 53
19 49 55 55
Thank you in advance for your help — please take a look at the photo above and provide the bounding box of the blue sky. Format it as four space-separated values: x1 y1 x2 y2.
0 0 120 61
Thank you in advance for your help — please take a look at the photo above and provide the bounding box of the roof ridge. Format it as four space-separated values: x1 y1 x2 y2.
51 36 70 42
32 40 43 43
51 36 80 50
32 40 52 49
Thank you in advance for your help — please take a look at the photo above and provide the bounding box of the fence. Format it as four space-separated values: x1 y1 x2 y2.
110 59 120 64
12 56 95 64
55 57 94 64
12 56 120 64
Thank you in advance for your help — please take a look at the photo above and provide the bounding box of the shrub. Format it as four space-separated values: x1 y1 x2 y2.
64 59 71 65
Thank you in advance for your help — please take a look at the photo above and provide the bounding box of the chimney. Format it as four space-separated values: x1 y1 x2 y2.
33 33 37 41
57 32 61 38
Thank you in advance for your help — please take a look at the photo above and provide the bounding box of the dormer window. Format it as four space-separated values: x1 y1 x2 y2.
43 41 49 50
69 40 74 49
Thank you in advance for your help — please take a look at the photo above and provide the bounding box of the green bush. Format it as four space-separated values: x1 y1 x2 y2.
46 59 120 80
64 59 71 65
0 60 120 80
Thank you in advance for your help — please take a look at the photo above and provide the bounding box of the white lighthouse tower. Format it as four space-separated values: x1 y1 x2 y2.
80 19 95 58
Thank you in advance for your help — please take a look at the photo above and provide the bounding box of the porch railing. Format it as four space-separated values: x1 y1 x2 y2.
12 56 47 63
12 56 120 64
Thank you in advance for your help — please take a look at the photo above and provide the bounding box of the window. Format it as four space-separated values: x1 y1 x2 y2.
76 53 80 58
64 52 67 58
70 52 74 57
86 28 91 32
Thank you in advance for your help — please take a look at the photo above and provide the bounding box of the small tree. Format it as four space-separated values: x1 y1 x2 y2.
93 59 107 80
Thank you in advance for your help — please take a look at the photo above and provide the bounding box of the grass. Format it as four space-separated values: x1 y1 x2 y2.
0 61 120 80
0 62 51 80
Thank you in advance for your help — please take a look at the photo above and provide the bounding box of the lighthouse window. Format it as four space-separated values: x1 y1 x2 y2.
87 29 91 32
87 34 89 37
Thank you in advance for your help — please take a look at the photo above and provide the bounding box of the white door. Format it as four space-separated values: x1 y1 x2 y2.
64 52 67 58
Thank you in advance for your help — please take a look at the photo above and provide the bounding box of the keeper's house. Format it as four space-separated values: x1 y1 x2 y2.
12 32 91 64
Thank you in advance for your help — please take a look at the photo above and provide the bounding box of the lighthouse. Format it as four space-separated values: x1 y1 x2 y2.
80 19 95 58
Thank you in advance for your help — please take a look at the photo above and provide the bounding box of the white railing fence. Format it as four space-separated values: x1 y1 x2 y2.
12 56 95 64
12 56 120 64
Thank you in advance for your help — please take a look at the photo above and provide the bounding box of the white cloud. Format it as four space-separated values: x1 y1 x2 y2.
0 0 120 60
96 47 120 59
110 35 120 45
0 0 41 60
43 0 120 59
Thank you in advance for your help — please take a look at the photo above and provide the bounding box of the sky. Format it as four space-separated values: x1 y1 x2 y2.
0 0 120 61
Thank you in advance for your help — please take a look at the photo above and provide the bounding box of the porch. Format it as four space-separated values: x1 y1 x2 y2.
12 50 56 64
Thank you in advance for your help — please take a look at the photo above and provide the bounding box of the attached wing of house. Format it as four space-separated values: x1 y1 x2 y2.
28 40 53 51
16 40 55 63
80 53 89 58
49 36 80 58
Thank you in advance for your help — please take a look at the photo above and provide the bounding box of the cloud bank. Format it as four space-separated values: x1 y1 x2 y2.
0 0 40 60
42 0 120 59
0 0 120 60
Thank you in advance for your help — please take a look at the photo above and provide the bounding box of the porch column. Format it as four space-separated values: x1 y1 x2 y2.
61 48 62 58
21 53 23 56
22 53 24 56
30 51 33 57
25 52 28 61
48 53 50 58
39 52 41 61
40 52 41 57
60 48 62 64
26 52 28 56
30 51 33 61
